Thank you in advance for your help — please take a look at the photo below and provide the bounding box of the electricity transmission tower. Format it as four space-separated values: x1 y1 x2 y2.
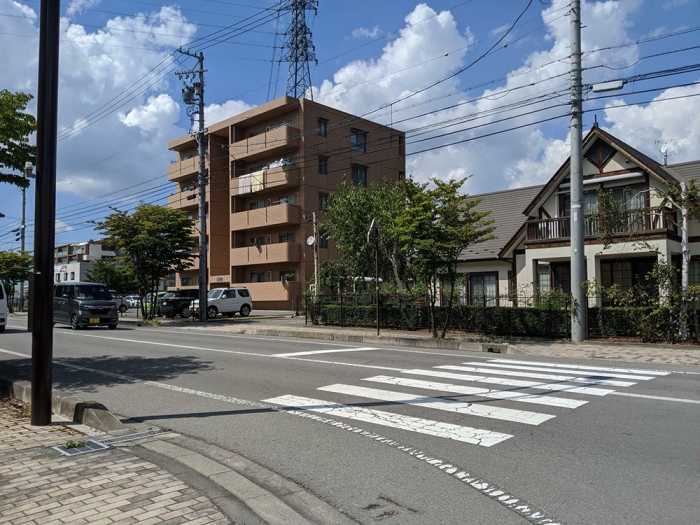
279 0 318 99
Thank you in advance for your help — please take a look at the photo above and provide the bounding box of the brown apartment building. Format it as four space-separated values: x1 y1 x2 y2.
167 95 406 309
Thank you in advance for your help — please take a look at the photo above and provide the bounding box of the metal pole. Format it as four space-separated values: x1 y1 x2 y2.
569 0 587 342
19 177 26 312
375 236 380 336
313 212 319 300
31 0 60 426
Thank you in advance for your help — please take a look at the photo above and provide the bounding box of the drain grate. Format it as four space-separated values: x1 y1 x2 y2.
52 439 109 457
96 428 169 446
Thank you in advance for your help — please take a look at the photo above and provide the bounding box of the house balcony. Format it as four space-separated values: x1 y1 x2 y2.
230 164 299 196
230 203 300 231
525 208 677 244
230 242 301 267
168 156 200 182
228 126 300 162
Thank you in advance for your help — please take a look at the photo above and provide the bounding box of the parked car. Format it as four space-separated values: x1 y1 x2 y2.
110 290 129 313
53 282 118 330
125 295 140 308
143 291 170 317
160 289 199 318
193 287 253 319
0 280 7 333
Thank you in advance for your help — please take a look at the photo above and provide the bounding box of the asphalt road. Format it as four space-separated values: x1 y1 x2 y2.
1 318 698 524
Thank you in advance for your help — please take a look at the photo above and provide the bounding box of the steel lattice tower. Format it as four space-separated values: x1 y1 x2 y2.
280 0 317 99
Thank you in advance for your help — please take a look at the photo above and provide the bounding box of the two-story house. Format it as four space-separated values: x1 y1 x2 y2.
167 95 406 309
457 124 700 306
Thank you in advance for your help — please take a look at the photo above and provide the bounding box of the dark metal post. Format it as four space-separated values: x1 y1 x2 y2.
375 235 380 336
31 0 61 426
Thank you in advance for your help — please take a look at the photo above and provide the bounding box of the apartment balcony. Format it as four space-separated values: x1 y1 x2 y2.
230 164 299 196
228 126 300 162
168 156 200 182
230 203 300 231
525 208 677 244
167 189 199 209
230 242 301 267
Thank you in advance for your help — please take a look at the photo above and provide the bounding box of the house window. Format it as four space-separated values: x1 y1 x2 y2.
538 265 551 294
351 130 367 152
318 194 328 211
70 272 75 280
600 258 656 298
690 259 700 286
249 236 264 246
551 263 571 293
318 118 327 137
351 165 367 187
318 155 328 174
280 270 296 282
469 273 498 306
279 232 296 243
249 200 264 210
250 272 265 282
319 231 329 249
55 273 60 282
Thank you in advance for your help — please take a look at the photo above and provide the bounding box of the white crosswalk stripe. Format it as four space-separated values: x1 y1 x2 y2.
317 384 556 425
464 361 657 381
263 394 513 447
401 368 614 396
485 359 671 376
437 365 637 387
362 375 588 409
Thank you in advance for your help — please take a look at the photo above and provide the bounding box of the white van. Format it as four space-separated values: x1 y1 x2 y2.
0 281 7 333
193 287 253 319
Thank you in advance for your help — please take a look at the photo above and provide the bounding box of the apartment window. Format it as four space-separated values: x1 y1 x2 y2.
318 155 328 174
319 231 329 249
351 130 367 152
280 270 296 282
249 200 264 210
279 232 296 243
318 194 328 211
70 272 75 280
63 272 68 282
279 195 295 205
55 273 60 282
250 272 265 282
351 165 367 187
318 118 328 137
249 236 264 247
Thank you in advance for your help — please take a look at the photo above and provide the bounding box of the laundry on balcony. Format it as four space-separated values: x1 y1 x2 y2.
238 173 252 194
251 170 265 192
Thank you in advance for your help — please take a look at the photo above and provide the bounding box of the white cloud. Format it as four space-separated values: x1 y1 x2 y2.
55 219 75 233
352 26 381 39
119 94 180 133
66 0 101 17
205 100 255 127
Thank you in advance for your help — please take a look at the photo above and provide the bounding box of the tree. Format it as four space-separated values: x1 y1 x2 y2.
395 177 494 338
84 258 138 294
96 204 195 320
0 250 33 312
0 90 36 191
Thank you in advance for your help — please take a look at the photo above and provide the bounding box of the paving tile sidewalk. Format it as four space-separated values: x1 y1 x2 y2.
0 399 229 525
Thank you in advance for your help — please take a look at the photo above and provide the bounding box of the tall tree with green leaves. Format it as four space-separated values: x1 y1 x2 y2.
96 204 195 319
395 177 494 338
0 250 33 311
84 258 138 294
0 90 36 192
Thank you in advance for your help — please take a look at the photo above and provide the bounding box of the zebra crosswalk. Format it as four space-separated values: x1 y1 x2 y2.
264 358 670 448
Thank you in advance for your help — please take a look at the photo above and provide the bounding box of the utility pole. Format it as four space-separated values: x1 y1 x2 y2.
312 212 319 300
31 0 61 426
569 0 587 342
19 162 35 312
177 48 208 322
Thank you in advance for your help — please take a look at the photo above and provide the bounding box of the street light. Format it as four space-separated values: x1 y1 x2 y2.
19 161 35 312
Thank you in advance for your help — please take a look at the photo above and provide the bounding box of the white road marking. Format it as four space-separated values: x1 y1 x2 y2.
317 384 555 425
401 369 614 396
486 359 671 376
271 347 379 357
610 392 700 404
437 365 637 387
468 361 656 381
0 348 27 358
263 394 513 446
363 376 588 409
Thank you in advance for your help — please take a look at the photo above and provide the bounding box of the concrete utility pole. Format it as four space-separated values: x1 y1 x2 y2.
19 162 35 312
177 49 208 322
31 0 61 426
569 0 587 342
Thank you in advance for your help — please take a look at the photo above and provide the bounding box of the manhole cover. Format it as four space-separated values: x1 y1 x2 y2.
52 439 109 457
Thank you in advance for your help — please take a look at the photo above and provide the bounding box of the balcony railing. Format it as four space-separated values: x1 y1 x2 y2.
230 203 300 231
168 155 199 181
230 242 301 266
228 125 300 161
526 208 677 243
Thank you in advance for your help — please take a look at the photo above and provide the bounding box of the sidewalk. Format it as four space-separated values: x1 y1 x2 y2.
0 395 356 525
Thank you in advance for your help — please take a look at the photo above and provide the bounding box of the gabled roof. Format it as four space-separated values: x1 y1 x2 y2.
523 124 681 216
459 185 543 261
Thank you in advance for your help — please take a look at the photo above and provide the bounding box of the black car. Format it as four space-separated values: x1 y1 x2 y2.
160 289 199 318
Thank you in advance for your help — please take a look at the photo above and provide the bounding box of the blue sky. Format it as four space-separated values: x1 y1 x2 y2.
0 0 699 248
